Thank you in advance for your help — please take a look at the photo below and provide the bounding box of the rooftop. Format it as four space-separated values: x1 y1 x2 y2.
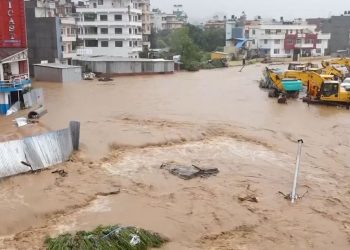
0 48 27 62
33 63 82 69
73 56 174 62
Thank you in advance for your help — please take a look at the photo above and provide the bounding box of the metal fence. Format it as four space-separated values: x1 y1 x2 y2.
0 128 73 178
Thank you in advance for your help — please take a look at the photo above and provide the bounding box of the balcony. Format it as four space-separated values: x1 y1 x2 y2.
294 43 315 48
78 34 142 40
63 51 77 59
0 76 31 93
259 34 285 40
77 21 142 27
76 7 142 15
62 35 77 42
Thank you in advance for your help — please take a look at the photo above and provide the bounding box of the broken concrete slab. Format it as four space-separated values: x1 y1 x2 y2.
160 163 219 180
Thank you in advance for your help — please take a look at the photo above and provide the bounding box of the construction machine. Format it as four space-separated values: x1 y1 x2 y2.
303 78 350 108
260 67 303 103
322 58 350 69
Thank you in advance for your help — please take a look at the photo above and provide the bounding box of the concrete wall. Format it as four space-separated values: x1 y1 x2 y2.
34 66 62 82
322 16 350 53
26 1 62 76
62 67 82 83
77 60 174 75
34 66 82 83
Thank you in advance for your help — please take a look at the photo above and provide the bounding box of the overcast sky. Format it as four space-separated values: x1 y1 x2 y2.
151 0 348 22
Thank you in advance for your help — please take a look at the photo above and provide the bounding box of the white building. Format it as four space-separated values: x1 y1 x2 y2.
61 17 77 63
76 0 143 58
135 0 151 49
244 22 331 58
151 8 185 32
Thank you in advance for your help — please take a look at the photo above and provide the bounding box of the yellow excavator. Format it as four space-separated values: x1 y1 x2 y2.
261 67 303 103
322 58 350 69
261 67 350 107
302 75 350 109
287 62 346 81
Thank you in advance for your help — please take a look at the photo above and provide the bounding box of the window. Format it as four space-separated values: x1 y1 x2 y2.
252 40 256 45
276 29 281 34
115 28 122 34
286 39 294 45
133 41 138 47
252 29 256 35
129 41 133 47
317 39 322 44
101 41 109 47
285 49 291 54
98 0 103 5
296 39 302 44
265 29 271 34
264 39 268 44
115 15 122 21
316 49 322 54
274 39 280 44
305 38 311 44
135 28 138 34
85 40 98 47
129 15 132 21
100 28 108 34
274 49 280 54
100 15 107 21
84 13 97 21
129 28 132 34
115 41 123 47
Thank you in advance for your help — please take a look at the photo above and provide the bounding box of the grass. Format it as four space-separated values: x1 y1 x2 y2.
45 225 168 250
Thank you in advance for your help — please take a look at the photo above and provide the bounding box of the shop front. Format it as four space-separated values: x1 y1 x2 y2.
0 48 32 115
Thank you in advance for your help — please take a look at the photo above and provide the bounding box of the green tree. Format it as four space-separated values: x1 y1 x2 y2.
169 27 202 70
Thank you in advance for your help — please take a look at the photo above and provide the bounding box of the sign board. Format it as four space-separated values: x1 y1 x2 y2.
0 0 27 48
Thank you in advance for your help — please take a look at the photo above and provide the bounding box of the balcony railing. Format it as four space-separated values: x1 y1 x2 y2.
0 74 32 92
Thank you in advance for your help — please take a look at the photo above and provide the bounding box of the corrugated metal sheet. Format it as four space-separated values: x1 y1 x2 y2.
0 128 73 178
23 88 44 108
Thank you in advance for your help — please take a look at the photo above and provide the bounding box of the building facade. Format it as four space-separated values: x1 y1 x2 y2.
61 17 77 63
76 0 143 58
25 0 63 72
135 0 151 49
317 14 350 54
244 23 330 58
151 8 186 32
0 0 32 115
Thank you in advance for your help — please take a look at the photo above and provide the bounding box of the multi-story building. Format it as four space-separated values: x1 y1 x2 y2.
135 0 151 49
25 0 78 67
244 22 330 58
308 13 350 54
151 9 185 32
61 17 77 63
204 16 226 30
0 0 32 115
76 0 143 58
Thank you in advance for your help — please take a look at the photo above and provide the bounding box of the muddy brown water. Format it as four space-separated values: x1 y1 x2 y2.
0 64 350 249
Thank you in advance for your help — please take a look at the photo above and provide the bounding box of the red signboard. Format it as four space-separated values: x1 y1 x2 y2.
0 0 27 48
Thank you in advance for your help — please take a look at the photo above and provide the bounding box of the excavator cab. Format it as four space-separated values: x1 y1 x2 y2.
319 81 350 106
320 81 340 99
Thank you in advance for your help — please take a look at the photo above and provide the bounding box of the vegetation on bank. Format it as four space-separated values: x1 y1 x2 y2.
147 25 227 71
45 225 167 250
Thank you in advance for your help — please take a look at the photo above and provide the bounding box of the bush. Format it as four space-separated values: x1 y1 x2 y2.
45 225 168 250
184 61 201 72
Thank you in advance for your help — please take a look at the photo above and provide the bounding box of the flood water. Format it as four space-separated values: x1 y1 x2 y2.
2 63 346 158
0 64 350 249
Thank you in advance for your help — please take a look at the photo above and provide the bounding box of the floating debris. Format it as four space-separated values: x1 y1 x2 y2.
45 225 167 250
238 195 258 203
160 163 219 180
52 169 68 177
